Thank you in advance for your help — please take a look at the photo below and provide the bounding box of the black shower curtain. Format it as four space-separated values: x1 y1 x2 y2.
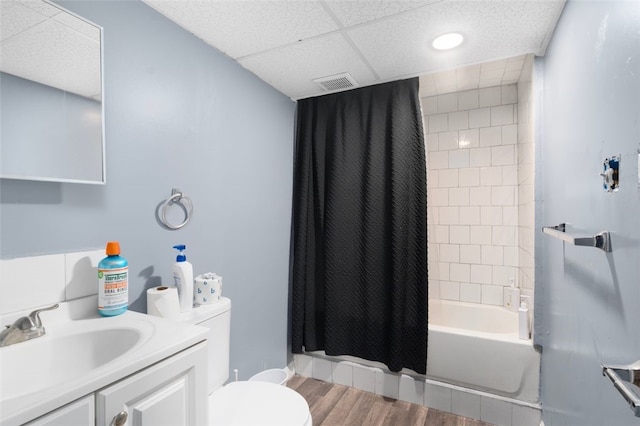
290 78 428 374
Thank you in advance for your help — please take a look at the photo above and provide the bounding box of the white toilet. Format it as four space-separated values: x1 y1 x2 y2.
179 298 312 426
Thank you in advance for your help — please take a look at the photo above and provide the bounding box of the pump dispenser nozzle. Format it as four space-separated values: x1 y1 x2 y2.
173 244 187 262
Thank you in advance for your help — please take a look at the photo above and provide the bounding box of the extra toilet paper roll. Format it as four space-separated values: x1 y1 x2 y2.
194 273 222 305
147 286 180 319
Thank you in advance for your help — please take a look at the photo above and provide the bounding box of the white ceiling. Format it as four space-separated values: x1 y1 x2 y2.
143 0 565 100
0 0 101 100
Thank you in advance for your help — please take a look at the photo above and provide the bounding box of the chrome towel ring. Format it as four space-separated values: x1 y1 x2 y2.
160 188 193 230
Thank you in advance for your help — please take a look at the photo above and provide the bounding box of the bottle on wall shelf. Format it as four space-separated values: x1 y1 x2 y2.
173 244 194 313
519 296 531 340
98 241 129 317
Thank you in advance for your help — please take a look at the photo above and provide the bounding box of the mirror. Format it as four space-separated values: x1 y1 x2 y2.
0 0 104 184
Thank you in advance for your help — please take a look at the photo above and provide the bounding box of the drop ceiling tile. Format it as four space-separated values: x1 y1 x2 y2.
52 8 100 41
143 0 339 59
16 0 61 17
238 32 377 100
347 0 564 81
0 0 46 41
324 0 438 27
0 19 100 98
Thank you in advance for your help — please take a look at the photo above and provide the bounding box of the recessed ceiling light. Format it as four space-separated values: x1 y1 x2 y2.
432 33 464 50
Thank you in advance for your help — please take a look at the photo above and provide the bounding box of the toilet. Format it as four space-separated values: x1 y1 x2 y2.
178 298 312 426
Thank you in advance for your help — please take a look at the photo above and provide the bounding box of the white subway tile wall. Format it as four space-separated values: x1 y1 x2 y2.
399 374 425 405
0 254 66 315
331 361 353 387
517 61 536 295
424 381 453 412
64 249 104 300
0 249 102 315
452 389 482 419
292 354 542 426
352 362 376 393
311 357 333 382
374 368 400 399
424 84 535 307
481 396 514 425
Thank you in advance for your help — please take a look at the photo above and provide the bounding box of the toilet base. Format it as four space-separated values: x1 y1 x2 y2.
208 381 312 426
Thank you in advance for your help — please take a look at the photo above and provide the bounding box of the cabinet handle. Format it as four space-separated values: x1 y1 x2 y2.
111 411 128 426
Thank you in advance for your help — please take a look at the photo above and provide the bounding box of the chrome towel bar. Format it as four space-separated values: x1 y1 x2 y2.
542 223 611 252
602 361 640 417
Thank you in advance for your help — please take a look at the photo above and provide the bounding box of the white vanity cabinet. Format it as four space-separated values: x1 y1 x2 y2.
24 395 95 426
96 342 208 426
23 342 207 426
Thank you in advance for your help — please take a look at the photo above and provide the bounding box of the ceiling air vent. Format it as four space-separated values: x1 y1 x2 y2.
313 73 358 92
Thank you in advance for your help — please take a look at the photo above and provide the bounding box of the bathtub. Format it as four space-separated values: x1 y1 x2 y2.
427 299 540 403
306 299 540 404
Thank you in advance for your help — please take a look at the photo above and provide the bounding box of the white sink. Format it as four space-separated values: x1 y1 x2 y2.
0 327 142 401
0 296 208 426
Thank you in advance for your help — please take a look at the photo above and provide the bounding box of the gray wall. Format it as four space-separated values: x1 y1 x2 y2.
538 0 639 424
0 0 296 380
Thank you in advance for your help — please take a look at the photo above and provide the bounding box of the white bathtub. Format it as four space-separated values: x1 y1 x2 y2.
427 299 540 403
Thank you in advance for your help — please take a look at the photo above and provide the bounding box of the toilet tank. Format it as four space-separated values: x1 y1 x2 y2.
179 297 231 394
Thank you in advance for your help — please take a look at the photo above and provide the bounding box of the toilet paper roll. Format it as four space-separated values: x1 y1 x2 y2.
147 286 180 319
194 273 222 305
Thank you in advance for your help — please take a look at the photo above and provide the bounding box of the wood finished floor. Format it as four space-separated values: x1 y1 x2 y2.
287 376 493 426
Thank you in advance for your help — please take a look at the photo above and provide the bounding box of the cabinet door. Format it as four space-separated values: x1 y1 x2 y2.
96 342 207 426
25 395 94 426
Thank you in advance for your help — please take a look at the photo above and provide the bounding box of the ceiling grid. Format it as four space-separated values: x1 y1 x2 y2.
143 0 565 99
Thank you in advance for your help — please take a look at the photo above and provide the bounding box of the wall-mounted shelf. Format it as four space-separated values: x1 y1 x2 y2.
602 361 640 417
542 223 611 252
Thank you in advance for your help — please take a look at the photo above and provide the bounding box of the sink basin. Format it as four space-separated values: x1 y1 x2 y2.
0 327 141 401
0 298 208 426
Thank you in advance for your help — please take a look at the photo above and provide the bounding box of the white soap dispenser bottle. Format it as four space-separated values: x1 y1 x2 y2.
173 244 193 313
518 296 530 340
506 279 520 312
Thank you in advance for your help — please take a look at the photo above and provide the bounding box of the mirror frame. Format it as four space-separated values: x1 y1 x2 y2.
0 0 106 185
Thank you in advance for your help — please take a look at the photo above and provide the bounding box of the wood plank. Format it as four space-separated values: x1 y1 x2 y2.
308 380 349 425
288 376 494 426
360 401 393 426
295 377 334 398
463 417 491 426
318 386 362 425
286 375 305 390
341 388 380 425
407 403 429 426
425 408 465 426
383 404 413 425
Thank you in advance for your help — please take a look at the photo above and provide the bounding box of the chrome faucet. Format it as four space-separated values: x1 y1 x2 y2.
0 303 59 347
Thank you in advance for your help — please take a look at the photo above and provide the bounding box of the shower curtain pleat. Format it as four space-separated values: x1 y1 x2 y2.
290 78 428 374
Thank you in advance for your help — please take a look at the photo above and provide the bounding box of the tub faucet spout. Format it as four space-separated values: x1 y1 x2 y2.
0 303 59 347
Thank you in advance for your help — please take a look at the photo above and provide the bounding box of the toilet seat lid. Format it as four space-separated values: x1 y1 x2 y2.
209 381 311 426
